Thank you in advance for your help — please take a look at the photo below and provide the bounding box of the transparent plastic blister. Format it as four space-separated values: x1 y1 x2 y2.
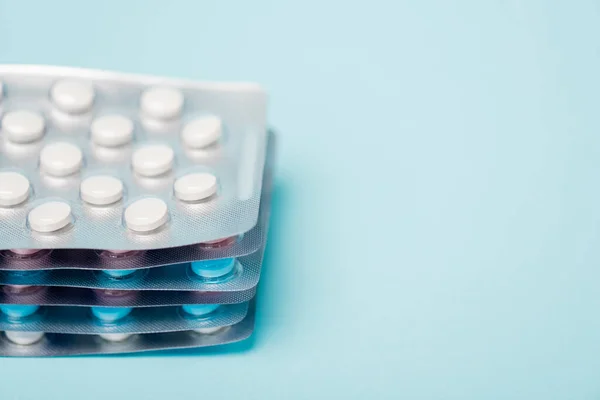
0 301 255 356
0 243 265 293
0 65 268 250
0 285 256 307
0 301 248 334
0 133 275 271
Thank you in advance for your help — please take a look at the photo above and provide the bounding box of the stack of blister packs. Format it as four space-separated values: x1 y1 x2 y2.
0 65 272 356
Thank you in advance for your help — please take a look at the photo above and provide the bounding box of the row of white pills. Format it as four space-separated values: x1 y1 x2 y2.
1 139 213 178
3 327 227 345
1 78 223 147
2 111 222 149
0 171 218 233
3 77 211 121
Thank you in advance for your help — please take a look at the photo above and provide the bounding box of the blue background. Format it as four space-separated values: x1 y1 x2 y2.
1 0 600 398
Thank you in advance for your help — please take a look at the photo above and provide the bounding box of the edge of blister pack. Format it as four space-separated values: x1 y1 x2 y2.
0 244 266 293
0 302 249 334
0 65 268 250
0 129 276 271
0 285 257 306
0 299 256 356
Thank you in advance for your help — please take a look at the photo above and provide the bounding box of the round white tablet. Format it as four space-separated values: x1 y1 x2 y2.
50 79 95 114
28 201 72 233
99 333 132 342
174 173 217 202
194 327 224 334
1 110 45 143
181 116 222 148
140 87 183 119
80 176 123 205
132 145 174 177
5 331 44 345
0 172 30 206
124 197 168 232
91 115 134 147
39 142 83 176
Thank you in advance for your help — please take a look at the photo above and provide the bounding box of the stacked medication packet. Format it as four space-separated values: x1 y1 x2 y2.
0 65 272 356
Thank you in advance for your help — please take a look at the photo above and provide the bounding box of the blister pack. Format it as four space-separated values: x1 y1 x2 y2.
0 242 265 297
0 301 256 356
0 130 274 270
0 301 247 335
0 65 268 251
0 285 255 307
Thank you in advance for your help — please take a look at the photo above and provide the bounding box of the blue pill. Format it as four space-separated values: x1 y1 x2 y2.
0 304 40 318
102 269 136 278
190 258 235 278
91 306 132 322
181 304 220 317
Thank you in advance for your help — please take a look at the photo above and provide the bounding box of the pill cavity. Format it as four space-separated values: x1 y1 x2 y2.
93 289 137 298
5 331 44 345
199 236 238 248
132 145 174 177
2 285 43 295
0 304 40 318
181 116 222 148
80 175 123 205
193 326 225 334
140 87 184 120
91 307 132 322
40 142 83 177
181 304 220 317
101 269 136 278
28 201 72 233
9 249 41 256
99 333 132 342
91 115 134 147
1 110 45 143
124 197 168 232
50 79 95 114
174 172 217 202
0 172 30 206
190 258 236 279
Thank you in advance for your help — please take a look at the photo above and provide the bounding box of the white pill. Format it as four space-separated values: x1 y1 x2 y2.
80 176 123 205
193 327 224 334
132 145 174 177
28 201 72 233
0 172 30 206
50 79 95 114
174 173 218 202
181 116 222 148
40 142 83 176
90 115 134 147
124 197 168 232
99 333 132 342
5 331 44 345
140 87 183 119
1 111 45 143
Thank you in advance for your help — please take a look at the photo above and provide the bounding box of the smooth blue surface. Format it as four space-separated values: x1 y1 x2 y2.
0 0 599 399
